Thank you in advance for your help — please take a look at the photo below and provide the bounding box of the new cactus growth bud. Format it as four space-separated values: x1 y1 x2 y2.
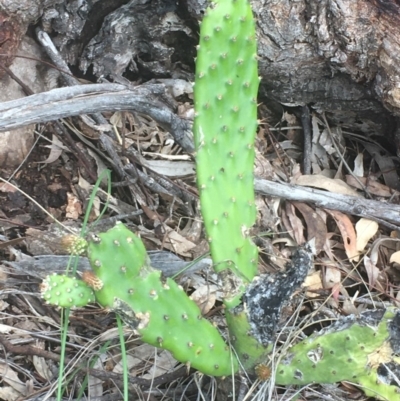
87 223 237 376
40 273 95 308
60 235 88 255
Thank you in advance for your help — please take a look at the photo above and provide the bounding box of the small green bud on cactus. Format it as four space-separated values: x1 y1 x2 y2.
41 273 95 308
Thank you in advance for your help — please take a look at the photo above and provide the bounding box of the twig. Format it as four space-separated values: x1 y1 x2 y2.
0 334 65 363
0 82 194 153
301 105 312 175
0 63 97 180
254 177 400 229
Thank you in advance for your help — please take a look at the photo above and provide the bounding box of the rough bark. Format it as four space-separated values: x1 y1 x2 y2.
53 0 400 138
2 0 400 140
191 0 400 136
249 0 400 136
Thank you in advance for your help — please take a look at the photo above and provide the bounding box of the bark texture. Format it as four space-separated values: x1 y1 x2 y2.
2 0 400 139
248 0 400 135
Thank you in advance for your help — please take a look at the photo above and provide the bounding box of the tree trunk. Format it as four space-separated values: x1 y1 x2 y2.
188 0 400 137
2 0 400 139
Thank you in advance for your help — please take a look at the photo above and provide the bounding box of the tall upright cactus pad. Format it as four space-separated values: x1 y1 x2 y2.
87 223 238 376
40 273 95 308
193 0 259 299
274 308 400 400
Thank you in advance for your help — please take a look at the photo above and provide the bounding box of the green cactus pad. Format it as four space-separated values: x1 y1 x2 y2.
86 223 149 307
87 223 238 376
193 0 259 290
41 274 95 308
274 308 400 400
225 308 271 371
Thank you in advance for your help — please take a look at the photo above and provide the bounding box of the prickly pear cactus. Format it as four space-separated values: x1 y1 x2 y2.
193 0 259 298
193 0 266 373
273 308 400 400
40 273 95 308
86 223 237 376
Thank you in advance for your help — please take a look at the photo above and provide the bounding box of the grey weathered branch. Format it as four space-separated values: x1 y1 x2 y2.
0 83 194 152
255 178 400 229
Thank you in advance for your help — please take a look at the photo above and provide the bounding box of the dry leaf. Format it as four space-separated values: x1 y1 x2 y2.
353 153 364 177
32 340 53 382
292 202 327 253
77 175 101 218
355 218 378 253
189 284 218 314
390 250 400 264
141 159 195 177
40 135 65 164
0 386 20 401
0 181 17 193
65 192 82 219
284 202 305 245
362 142 400 191
114 344 155 375
88 359 103 397
342 298 360 315
346 175 398 197
142 350 176 379
161 225 197 257
323 266 342 289
326 210 359 262
295 174 360 197
369 238 400 265
363 255 381 289
303 270 322 298
33 356 52 382
0 363 27 395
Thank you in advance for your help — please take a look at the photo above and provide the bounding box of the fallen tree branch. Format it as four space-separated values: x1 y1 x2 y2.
0 83 194 152
254 178 400 229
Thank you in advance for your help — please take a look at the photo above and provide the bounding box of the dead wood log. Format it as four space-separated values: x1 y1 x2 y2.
3 0 400 140
188 0 400 138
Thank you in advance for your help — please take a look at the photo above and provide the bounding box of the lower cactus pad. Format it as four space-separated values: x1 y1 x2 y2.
274 308 400 400
87 223 238 376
